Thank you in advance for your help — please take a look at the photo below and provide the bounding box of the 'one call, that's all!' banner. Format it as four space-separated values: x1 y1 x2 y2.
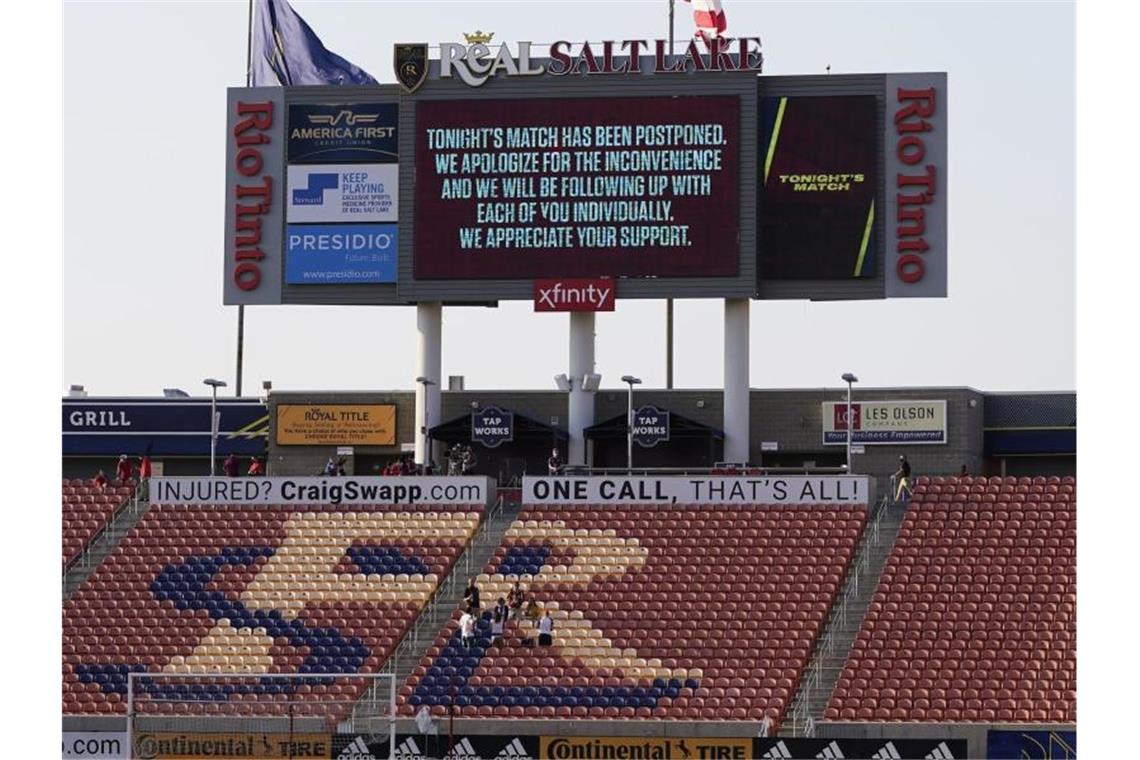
523 475 871 505
414 95 739 279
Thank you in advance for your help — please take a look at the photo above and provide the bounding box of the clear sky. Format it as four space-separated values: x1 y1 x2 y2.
62 0 1075 397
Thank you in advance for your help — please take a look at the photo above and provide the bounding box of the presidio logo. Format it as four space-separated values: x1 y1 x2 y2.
308 110 380 127
293 173 338 205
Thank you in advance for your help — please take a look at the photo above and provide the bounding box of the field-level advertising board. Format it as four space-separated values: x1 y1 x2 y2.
126 672 395 760
222 44 947 306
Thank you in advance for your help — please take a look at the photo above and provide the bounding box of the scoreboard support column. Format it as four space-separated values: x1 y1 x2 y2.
415 302 442 467
724 298 751 464
567 311 597 467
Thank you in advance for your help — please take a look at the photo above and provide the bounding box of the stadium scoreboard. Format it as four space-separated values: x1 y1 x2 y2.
223 43 946 306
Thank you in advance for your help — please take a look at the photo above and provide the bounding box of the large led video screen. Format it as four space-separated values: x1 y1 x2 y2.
414 95 740 280
759 95 877 279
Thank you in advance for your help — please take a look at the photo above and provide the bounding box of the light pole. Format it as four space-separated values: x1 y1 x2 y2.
203 378 227 476
620 375 642 472
841 373 859 474
416 376 435 468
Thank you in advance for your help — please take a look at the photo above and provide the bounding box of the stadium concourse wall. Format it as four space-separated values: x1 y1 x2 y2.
63 387 1074 486
263 387 988 491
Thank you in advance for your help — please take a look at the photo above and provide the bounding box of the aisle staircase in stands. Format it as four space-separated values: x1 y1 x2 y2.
350 494 523 733
62 490 152 599
783 495 908 736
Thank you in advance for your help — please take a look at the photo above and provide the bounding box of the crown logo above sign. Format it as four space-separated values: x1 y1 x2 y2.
463 30 494 45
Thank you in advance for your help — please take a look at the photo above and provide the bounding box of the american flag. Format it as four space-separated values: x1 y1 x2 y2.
683 0 728 41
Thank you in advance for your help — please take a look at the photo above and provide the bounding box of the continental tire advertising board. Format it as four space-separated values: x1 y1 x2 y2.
276 404 396 445
542 736 751 759
132 732 331 759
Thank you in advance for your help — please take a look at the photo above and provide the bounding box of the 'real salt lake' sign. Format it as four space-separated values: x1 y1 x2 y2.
395 37 763 92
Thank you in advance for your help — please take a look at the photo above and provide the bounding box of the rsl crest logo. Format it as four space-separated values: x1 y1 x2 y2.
394 43 428 93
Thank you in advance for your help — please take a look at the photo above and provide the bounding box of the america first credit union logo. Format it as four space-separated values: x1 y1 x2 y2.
395 43 428 93
288 103 398 163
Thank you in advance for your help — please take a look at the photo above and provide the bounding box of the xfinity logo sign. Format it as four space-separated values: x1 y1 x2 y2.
534 278 615 312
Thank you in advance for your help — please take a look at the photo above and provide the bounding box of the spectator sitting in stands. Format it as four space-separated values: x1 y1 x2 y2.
247 457 264 476
494 596 509 624
461 446 477 475
960 464 969 477
116 455 133 486
507 581 525 620
336 458 347 476
223 453 239 478
93 470 109 491
521 600 541 646
323 457 338 476
400 454 419 476
138 454 152 482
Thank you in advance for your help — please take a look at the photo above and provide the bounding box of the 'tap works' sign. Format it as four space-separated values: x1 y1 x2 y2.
471 406 514 448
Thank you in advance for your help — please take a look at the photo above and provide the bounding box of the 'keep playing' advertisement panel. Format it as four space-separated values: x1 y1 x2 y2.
413 95 740 280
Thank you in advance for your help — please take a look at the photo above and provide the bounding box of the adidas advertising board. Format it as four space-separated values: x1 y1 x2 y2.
753 738 967 760
333 734 538 760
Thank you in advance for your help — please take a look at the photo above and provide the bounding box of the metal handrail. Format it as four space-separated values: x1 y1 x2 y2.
63 482 147 595
374 493 506 685
788 494 892 736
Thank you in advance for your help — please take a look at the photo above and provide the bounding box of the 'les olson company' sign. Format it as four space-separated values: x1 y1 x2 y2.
224 88 285 306
822 399 947 445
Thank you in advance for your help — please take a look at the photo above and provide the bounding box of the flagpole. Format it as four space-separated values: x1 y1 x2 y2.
235 0 254 398
666 0 675 390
